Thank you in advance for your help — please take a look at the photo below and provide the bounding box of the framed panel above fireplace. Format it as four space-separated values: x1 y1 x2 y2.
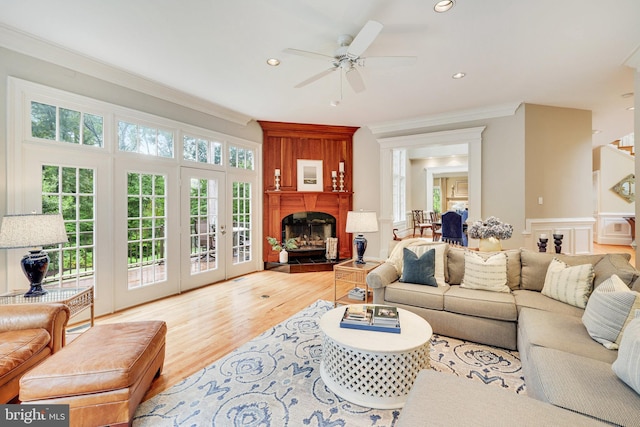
297 160 323 191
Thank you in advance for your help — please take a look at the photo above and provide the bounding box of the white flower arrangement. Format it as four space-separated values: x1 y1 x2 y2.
467 216 513 240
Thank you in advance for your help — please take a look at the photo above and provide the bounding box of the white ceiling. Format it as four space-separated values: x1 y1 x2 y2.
1 0 638 145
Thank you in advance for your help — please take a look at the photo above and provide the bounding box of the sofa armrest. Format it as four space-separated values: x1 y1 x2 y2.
0 303 70 353
366 262 400 289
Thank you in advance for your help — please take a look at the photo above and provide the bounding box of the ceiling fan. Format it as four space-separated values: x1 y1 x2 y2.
284 20 416 94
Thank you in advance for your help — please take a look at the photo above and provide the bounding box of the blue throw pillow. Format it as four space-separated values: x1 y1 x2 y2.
400 247 438 286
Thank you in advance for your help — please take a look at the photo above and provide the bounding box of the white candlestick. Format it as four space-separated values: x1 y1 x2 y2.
275 169 280 177
339 162 345 173
540 233 547 239
331 171 337 178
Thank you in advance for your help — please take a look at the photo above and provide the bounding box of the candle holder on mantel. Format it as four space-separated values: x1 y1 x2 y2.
339 171 345 192
332 173 338 192
274 170 281 191
553 233 563 254
537 238 548 253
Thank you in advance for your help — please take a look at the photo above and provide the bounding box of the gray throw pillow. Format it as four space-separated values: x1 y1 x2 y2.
582 274 640 349
400 247 437 287
612 311 640 395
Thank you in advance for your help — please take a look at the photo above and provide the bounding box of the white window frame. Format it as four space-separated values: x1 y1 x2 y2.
6 77 262 313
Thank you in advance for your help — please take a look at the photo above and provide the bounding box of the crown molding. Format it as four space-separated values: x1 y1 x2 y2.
0 23 253 126
367 102 521 136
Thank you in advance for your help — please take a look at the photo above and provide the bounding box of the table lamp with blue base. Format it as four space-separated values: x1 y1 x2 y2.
345 210 379 264
0 213 69 298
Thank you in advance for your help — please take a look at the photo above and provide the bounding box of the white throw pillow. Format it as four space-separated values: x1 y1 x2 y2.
612 311 640 395
389 239 447 286
461 251 509 293
542 258 594 308
582 274 640 349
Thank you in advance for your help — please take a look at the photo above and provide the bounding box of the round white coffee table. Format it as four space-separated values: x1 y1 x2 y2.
319 305 432 409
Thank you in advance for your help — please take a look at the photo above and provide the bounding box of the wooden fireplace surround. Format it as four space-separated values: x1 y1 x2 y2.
260 121 359 263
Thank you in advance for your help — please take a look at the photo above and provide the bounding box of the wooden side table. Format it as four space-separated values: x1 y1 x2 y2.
0 287 94 327
334 259 382 306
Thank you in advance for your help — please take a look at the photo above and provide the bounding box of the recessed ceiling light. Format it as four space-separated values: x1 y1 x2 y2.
592 129 602 135
452 72 465 79
266 58 280 66
330 100 340 107
621 92 634 98
434 1 455 13
627 106 635 111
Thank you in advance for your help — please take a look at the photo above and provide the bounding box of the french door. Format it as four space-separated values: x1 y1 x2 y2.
113 160 180 310
180 168 226 290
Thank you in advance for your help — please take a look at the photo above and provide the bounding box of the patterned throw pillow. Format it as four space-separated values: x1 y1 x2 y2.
542 258 594 308
400 248 437 287
461 251 509 293
582 274 640 349
612 312 640 394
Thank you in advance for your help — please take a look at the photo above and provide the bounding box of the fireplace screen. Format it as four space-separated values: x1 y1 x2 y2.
282 212 336 253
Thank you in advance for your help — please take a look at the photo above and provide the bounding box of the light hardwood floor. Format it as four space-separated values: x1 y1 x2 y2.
87 243 636 402
92 270 344 400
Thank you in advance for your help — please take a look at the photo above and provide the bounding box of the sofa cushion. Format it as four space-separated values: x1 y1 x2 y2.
520 249 604 292
527 346 640 426
388 239 447 286
444 286 517 321
582 274 640 349
400 247 437 286
513 290 584 318
518 307 617 363
397 369 607 427
612 312 640 395
461 251 510 293
593 253 638 289
541 258 594 308
0 329 50 376
446 247 521 290
384 282 448 310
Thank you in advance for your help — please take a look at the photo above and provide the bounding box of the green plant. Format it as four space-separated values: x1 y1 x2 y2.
266 236 297 251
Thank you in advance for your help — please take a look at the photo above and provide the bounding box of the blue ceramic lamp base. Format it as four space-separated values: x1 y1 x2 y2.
353 234 367 264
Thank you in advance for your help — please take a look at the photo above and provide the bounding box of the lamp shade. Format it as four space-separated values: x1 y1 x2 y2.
0 213 68 249
345 211 378 234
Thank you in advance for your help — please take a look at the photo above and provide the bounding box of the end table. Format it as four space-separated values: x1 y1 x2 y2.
0 286 94 328
333 259 382 306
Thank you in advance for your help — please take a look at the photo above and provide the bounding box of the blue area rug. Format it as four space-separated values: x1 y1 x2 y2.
133 300 524 426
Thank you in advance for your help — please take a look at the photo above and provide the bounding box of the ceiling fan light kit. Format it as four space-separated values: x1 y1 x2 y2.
284 20 417 97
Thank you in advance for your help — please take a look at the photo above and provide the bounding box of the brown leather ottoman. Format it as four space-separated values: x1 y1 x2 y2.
20 321 166 427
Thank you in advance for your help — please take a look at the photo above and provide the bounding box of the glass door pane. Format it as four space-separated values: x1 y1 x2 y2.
181 168 226 290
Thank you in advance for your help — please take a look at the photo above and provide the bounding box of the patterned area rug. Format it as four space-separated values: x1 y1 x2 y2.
134 300 525 426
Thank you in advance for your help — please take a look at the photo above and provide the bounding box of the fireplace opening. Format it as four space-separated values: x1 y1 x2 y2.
281 212 336 262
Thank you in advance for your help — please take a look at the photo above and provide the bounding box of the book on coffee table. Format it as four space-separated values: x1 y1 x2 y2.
340 305 401 333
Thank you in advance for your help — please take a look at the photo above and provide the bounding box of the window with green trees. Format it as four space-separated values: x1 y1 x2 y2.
41 165 96 288
127 172 167 288
184 135 223 165
31 101 103 146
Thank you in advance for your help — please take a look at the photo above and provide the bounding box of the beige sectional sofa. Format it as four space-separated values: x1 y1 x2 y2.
366 238 640 426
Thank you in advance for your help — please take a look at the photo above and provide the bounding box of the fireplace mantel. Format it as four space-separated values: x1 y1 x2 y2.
263 191 353 263
260 121 357 265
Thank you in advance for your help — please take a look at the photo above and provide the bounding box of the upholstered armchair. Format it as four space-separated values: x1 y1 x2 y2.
0 303 70 403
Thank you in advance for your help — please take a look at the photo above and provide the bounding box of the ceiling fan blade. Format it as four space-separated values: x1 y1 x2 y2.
361 56 417 67
345 67 365 93
294 67 337 88
346 20 383 59
283 48 334 61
